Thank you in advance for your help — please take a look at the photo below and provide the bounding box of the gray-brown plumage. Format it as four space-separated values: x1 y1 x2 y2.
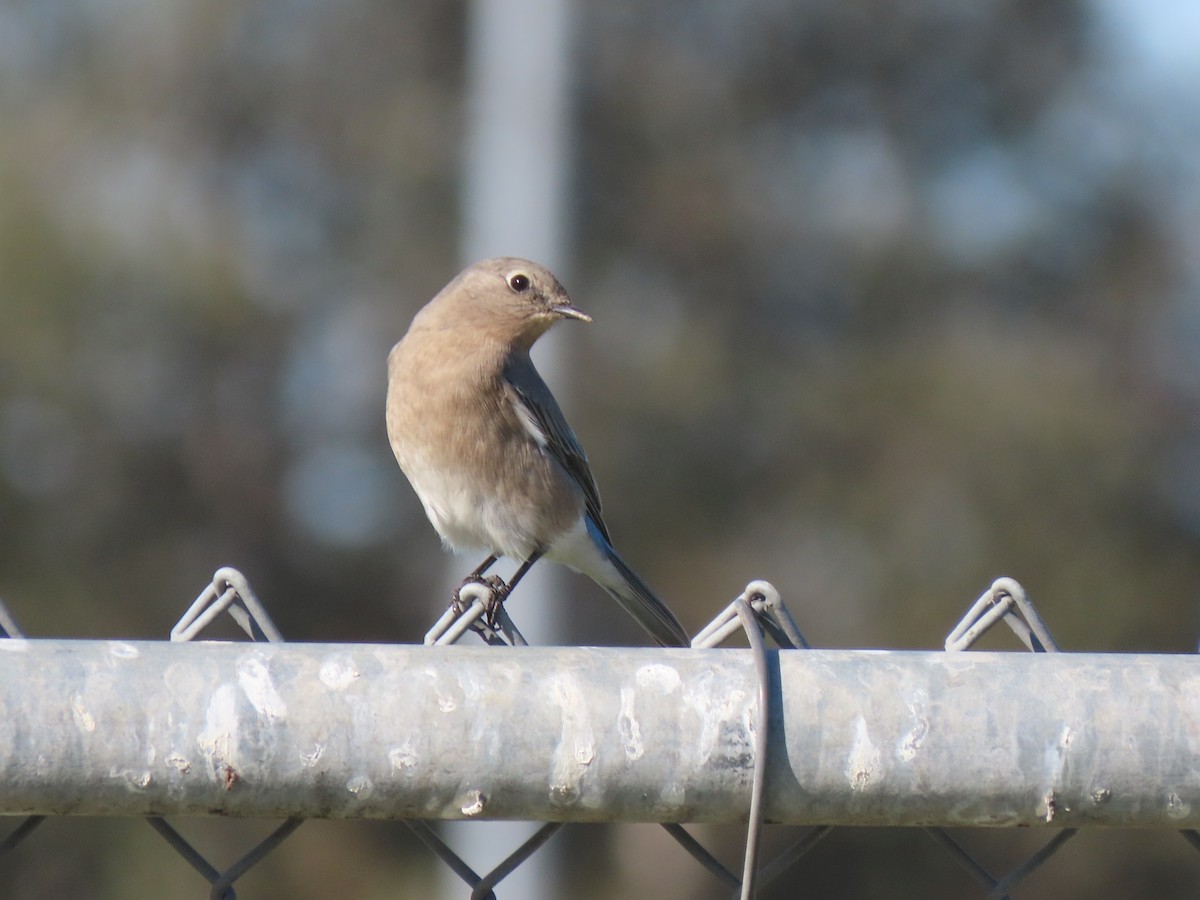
386 257 689 647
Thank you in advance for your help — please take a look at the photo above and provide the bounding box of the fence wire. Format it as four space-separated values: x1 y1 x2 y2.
2 570 1199 898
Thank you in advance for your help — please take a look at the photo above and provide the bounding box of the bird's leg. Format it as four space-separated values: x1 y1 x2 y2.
481 548 544 627
466 554 499 581
504 549 543 593
451 555 499 613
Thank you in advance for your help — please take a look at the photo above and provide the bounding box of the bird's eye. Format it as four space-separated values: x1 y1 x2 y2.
508 272 531 292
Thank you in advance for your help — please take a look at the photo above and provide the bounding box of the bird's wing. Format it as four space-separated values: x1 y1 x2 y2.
502 355 611 543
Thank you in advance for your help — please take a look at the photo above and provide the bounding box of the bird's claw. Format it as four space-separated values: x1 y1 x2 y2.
452 574 511 627
481 576 510 627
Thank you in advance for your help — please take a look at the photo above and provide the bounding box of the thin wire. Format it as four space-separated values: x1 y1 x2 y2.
924 829 1004 897
745 580 809 649
754 826 833 888
1178 830 1200 853
214 567 285 643
145 818 225 886
406 821 497 900
470 824 564 900
660 824 740 888
209 818 305 899
733 597 771 900
999 578 1059 653
0 598 25 639
989 829 1076 897
0 817 44 858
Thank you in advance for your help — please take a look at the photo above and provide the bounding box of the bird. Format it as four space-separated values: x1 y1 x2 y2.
386 257 690 647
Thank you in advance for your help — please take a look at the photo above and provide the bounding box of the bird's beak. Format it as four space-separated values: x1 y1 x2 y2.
552 302 592 323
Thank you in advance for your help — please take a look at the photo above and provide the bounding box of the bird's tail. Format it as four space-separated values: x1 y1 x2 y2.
601 547 691 648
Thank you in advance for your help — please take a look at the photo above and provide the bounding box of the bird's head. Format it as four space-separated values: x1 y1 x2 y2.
420 257 591 349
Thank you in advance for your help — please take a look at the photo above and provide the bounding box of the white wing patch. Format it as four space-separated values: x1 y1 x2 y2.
511 392 549 449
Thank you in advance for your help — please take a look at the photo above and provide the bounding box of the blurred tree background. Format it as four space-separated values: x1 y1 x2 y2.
3 0 1200 897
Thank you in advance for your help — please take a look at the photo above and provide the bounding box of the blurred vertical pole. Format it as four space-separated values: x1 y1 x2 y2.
441 0 574 897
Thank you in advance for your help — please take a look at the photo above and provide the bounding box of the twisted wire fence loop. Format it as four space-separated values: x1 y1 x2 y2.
172 567 284 644
743 579 810 649
425 582 528 647
945 577 1058 652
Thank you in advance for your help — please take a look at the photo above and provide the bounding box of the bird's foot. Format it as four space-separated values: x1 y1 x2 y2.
480 576 510 627
452 574 511 626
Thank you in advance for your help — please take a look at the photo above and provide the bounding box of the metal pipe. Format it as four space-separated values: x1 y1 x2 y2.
0 640 1195 828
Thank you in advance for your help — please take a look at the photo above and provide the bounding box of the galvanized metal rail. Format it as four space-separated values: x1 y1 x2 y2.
1 639 1196 828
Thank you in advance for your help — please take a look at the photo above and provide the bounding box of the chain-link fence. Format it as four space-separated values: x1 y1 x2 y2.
2 570 1199 898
